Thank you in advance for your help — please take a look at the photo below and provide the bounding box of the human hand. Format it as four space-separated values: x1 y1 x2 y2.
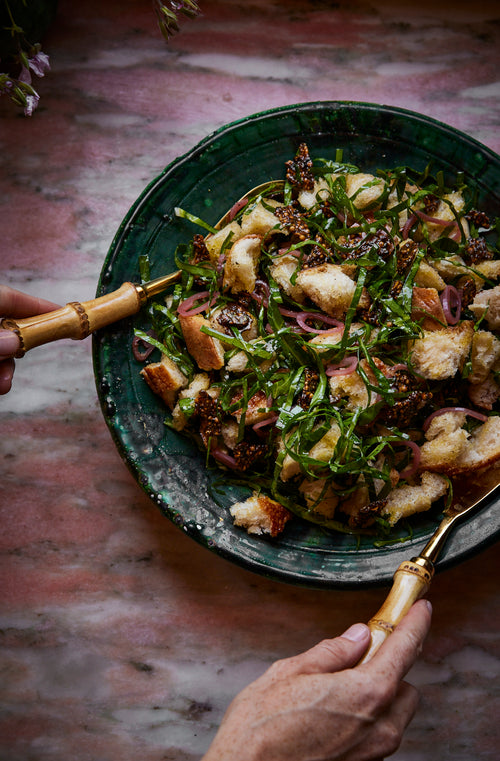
0 285 60 394
202 599 432 761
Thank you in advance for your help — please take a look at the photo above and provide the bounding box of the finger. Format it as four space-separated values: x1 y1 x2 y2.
344 682 419 761
0 284 60 318
269 623 371 678
0 330 21 359
366 599 432 683
0 358 15 395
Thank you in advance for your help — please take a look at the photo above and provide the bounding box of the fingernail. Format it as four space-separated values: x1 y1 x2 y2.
422 599 433 614
341 623 369 642
0 331 20 354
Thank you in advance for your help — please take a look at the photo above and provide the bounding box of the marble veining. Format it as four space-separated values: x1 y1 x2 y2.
1 1 499 759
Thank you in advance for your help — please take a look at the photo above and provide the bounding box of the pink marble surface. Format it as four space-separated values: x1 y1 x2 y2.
1 1 499 759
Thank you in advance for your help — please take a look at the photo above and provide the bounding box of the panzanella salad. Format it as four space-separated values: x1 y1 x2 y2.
135 144 500 541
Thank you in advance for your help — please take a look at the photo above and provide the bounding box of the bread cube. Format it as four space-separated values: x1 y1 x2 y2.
296 263 356 318
230 492 292 537
240 200 282 236
141 353 189 410
299 478 339 518
223 234 262 294
205 221 243 265
297 178 331 210
345 172 385 210
409 322 474 380
382 472 448 526
179 313 225 370
269 253 306 304
171 372 211 430
469 285 500 330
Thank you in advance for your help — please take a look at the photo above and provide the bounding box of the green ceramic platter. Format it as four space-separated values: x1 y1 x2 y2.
93 101 500 589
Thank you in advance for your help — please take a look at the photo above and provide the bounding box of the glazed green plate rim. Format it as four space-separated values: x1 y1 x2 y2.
93 101 500 589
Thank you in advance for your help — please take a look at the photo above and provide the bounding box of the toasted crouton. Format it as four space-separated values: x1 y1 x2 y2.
419 418 469 471
225 340 275 374
299 478 339 518
414 260 446 290
296 263 357 318
409 322 474 380
204 221 243 265
240 200 282 236
469 330 500 384
171 372 211 430
469 285 500 330
308 331 344 353
473 260 500 283
223 234 262 294
179 313 225 370
468 374 500 410
308 421 342 463
382 471 449 526
444 416 500 475
230 492 292 537
231 389 270 425
141 354 189 410
411 287 446 330
345 173 386 210
298 178 331 210
424 192 469 242
269 253 306 304
433 255 470 280
328 360 377 410
279 421 342 483
420 414 500 475
278 429 302 482
425 410 467 439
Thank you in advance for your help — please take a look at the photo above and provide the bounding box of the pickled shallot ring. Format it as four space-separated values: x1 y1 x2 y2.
402 213 418 239
326 355 359 376
227 197 249 221
413 208 461 232
440 285 462 325
278 306 301 318
396 439 421 479
211 447 239 469
253 413 279 432
251 279 270 307
423 407 489 432
177 290 219 316
132 333 155 361
295 312 344 334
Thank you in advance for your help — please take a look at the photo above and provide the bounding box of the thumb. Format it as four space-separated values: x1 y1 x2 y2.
273 623 371 678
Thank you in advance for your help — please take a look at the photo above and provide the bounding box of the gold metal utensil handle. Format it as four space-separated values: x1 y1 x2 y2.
358 556 434 664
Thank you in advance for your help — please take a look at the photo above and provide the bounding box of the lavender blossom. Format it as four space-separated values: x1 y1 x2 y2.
154 0 201 40
28 50 50 78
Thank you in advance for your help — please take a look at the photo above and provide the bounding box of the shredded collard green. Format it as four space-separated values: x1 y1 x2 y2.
136 144 500 541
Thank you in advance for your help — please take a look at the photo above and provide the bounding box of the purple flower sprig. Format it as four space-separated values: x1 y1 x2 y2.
0 43 50 116
154 0 201 40
1 1 201 116
1 0 51 117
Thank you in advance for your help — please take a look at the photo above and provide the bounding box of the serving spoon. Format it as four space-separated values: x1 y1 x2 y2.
0 180 284 358
359 473 500 663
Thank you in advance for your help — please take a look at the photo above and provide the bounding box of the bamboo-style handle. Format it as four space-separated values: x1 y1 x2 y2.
358 557 434 664
0 282 144 357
